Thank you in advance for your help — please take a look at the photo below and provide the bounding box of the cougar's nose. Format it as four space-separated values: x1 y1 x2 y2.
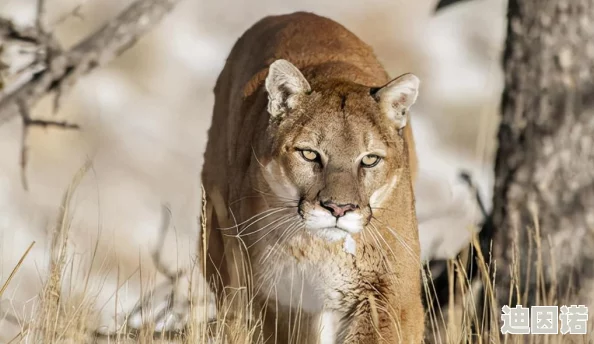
320 200 358 218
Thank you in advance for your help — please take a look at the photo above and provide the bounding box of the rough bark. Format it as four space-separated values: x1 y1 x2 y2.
493 0 594 307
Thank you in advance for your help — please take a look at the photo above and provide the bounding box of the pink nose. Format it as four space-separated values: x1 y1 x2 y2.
321 201 357 217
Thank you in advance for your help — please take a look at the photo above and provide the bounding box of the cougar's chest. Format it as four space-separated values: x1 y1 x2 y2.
257 234 368 312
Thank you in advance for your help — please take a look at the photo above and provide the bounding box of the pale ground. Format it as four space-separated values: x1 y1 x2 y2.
0 0 505 340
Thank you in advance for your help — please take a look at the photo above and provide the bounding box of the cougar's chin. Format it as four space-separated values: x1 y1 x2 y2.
336 212 364 233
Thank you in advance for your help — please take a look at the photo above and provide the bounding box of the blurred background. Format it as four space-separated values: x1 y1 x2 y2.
0 0 504 338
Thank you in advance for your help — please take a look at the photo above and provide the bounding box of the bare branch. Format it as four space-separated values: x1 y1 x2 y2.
50 0 89 28
434 0 474 13
18 101 31 190
0 0 183 123
36 0 48 34
0 18 43 43
1 0 182 191
16 99 80 190
25 118 80 129
151 204 186 281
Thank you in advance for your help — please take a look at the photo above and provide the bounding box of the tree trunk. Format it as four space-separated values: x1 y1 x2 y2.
493 0 594 308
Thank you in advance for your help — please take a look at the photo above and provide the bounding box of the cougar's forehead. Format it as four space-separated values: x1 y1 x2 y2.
286 90 389 155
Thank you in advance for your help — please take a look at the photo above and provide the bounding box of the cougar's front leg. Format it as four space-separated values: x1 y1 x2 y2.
258 301 322 344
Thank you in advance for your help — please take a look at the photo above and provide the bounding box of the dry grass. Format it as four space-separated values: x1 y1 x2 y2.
0 168 592 344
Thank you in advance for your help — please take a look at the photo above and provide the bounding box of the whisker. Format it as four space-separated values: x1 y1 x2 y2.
370 206 398 212
259 222 301 264
370 217 421 266
237 214 294 237
252 187 300 203
229 194 299 207
217 207 289 231
260 221 303 264
365 223 391 271
237 214 291 237
246 216 300 249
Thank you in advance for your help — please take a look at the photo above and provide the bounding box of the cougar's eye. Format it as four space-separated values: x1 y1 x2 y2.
300 149 319 162
361 154 381 168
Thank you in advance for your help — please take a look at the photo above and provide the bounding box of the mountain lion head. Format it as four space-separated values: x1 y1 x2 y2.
261 59 420 241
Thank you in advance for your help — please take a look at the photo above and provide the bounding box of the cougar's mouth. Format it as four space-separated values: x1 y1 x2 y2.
297 197 305 218
298 202 364 238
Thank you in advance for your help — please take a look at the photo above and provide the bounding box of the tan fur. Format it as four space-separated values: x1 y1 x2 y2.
200 12 424 343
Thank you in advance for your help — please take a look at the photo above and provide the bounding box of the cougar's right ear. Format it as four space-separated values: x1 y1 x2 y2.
265 59 311 118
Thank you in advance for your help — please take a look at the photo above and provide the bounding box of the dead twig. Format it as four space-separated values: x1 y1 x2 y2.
16 101 80 190
1 0 183 190
0 241 36 299
0 0 183 122
434 0 474 12
151 204 187 281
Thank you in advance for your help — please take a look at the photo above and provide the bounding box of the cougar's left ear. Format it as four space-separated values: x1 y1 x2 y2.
371 73 420 129
265 59 311 118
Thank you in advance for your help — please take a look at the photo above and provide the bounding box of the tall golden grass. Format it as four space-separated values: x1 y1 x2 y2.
1 164 591 344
